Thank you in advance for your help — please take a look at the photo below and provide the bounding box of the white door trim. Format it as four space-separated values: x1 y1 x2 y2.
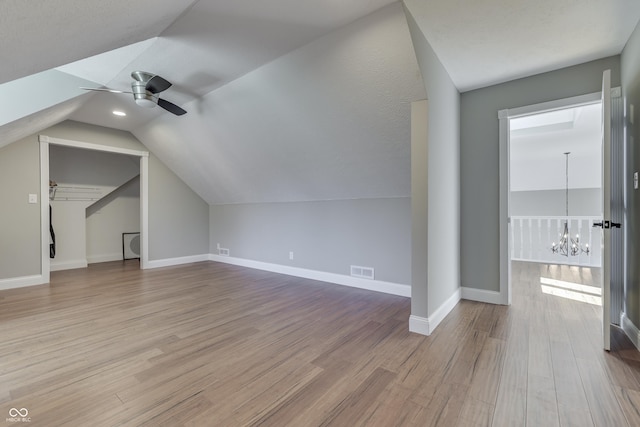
39 135 150 282
497 89 614 305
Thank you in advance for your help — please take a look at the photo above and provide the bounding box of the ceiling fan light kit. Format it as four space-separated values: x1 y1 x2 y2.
135 97 158 108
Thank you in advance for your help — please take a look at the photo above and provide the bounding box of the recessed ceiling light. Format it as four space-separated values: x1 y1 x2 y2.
112 110 126 117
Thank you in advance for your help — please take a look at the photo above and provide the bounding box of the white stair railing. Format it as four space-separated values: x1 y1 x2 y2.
510 216 602 267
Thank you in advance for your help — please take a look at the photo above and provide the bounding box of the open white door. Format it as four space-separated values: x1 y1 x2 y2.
599 69 612 351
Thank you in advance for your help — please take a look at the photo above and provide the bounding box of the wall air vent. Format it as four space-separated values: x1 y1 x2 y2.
350 265 374 280
219 248 230 256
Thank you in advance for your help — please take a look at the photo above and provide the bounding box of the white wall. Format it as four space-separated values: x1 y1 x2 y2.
404 4 461 324
511 188 602 216
86 177 140 264
50 199 92 270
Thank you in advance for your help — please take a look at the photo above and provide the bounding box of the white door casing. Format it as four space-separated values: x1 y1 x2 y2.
600 69 612 351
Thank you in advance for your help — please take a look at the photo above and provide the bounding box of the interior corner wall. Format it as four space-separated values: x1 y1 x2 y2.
621 19 640 328
404 6 461 318
461 56 621 293
0 137 41 279
209 198 411 285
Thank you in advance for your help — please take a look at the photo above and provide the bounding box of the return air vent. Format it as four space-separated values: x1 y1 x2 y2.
350 265 374 280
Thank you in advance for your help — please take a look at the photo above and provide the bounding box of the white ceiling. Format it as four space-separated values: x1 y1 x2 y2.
510 103 602 192
0 0 197 86
405 0 640 92
1 0 639 204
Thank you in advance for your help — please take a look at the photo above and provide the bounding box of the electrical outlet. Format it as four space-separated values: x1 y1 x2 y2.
289 251 294 260
634 172 638 190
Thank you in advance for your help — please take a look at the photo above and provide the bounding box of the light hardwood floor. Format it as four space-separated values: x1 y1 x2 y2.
1 260 639 426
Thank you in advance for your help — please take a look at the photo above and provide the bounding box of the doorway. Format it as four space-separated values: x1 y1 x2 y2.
499 88 624 325
39 135 150 283
510 103 603 268
509 102 604 315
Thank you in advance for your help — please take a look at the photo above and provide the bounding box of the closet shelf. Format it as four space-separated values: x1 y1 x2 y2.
49 185 104 201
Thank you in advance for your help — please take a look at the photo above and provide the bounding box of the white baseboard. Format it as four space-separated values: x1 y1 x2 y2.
431 288 462 330
87 253 123 264
461 286 505 305
0 275 46 291
145 254 210 269
409 315 431 335
621 313 640 351
208 254 410 297
409 288 462 336
50 259 88 272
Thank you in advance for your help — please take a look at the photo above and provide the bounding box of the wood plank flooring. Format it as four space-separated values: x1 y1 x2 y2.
0 260 639 426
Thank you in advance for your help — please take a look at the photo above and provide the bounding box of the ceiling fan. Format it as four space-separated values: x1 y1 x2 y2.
81 71 187 116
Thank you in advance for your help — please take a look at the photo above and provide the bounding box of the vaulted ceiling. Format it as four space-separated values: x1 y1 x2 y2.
1 0 639 204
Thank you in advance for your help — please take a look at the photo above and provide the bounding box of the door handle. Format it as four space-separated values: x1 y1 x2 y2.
593 220 621 229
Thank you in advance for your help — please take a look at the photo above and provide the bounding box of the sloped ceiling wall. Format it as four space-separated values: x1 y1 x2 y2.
0 0 197 85
134 3 426 205
0 70 97 148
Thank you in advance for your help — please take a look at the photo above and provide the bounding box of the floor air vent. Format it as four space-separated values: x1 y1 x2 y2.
350 265 374 280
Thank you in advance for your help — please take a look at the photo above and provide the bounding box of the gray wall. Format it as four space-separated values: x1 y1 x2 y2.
210 198 411 285
511 188 602 216
404 6 461 317
50 144 139 186
461 56 621 292
621 20 640 328
148 151 209 260
0 120 209 281
0 137 41 278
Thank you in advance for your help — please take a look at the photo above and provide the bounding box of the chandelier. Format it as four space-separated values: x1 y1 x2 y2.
551 152 590 257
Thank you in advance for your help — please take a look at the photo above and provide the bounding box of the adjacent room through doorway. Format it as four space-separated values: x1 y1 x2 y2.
509 101 604 309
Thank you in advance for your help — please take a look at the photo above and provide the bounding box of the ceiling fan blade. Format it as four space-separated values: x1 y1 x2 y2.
157 98 187 116
80 87 133 94
146 75 172 94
